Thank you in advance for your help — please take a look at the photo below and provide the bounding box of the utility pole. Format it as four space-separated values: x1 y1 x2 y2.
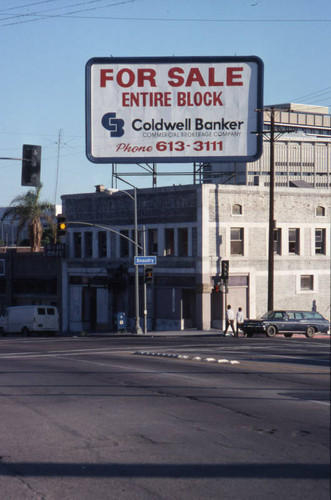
255 106 292 312
54 129 62 206
268 107 275 311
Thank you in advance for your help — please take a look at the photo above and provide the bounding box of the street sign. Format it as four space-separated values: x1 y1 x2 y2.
134 256 157 266
86 56 264 164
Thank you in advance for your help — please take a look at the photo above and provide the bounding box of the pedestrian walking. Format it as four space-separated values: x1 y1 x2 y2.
224 304 236 336
236 307 244 337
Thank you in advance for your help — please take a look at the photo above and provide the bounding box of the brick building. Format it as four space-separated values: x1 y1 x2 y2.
60 183 330 333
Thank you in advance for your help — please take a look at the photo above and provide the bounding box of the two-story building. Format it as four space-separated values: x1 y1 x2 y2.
60 183 330 333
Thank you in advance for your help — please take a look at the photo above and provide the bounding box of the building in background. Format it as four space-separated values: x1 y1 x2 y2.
202 103 331 189
60 183 330 333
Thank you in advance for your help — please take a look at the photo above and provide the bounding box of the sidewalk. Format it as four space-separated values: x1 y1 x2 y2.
85 329 330 339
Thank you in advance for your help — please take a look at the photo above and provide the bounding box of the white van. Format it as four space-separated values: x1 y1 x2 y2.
0 306 59 336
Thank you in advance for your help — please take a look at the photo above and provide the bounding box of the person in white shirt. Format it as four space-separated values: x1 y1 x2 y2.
224 305 236 335
236 307 244 337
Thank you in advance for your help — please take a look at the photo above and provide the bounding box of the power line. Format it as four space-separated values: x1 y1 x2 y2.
1 13 331 27
0 0 139 26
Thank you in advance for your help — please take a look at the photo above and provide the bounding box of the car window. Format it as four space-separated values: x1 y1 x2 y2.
262 312 274 320
47 308 55 315
38 308 46 315
287 312 295 320
274 312 284 319
303 311 323 319
295 312 304 319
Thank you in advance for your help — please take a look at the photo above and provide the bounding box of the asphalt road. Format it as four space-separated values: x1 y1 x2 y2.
0 335 329 500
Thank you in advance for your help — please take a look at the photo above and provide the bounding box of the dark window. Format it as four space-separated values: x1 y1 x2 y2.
289 228 300 254
148 229 158 255
301 275 313 290
315 229 326 254
84 232 93 258
231 228 244 255
120 230 129 257
165 228 175 256
274 228 282 255
47 308 55 315
73 232 82 258
98 231 107 258
192 227 197 257
37 308 46 315
178 228 188 256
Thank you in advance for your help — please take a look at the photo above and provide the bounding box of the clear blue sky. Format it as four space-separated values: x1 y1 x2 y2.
1 0 330 207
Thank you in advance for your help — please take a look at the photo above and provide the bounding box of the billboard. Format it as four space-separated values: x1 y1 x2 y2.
86 56 263 164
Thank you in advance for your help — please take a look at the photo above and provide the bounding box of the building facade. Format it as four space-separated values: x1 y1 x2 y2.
202 103 331 189
0 248 61 316
61 183 330 333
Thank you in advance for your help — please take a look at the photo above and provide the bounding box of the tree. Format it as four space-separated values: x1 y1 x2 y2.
1 186 55 252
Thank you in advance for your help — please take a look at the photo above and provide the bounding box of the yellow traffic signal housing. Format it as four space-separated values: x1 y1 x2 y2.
57 215 67 237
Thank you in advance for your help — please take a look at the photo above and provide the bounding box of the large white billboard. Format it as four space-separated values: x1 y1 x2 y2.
86 56 263 164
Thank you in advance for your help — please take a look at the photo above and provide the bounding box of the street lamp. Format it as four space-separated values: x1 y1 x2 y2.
115 178 143 334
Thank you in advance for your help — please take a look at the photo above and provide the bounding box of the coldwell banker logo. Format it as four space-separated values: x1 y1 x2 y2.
102 112 125 137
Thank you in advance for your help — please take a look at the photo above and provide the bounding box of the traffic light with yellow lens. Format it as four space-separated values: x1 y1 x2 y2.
57 215 67 237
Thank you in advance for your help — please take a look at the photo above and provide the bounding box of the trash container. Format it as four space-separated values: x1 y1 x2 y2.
114 312 126 333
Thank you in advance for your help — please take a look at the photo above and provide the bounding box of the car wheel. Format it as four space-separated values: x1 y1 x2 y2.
22 327 30 337
266 324 277 337
305 326 315 338
284 333 293 338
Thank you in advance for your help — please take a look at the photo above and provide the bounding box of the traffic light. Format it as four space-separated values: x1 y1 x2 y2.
22 145 41 187
57 214 67 237
221 260 229 281
144 266 153 285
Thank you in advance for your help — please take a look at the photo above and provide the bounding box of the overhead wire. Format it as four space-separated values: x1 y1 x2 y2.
0 0 139 27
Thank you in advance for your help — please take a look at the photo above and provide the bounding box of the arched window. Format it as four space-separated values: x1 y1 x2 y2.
232 204 243 215
316 206 325 217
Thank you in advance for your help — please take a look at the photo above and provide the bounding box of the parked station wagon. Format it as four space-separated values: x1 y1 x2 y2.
242 310 330 338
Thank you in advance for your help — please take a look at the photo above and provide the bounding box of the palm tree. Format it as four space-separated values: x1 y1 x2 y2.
1 186 55 252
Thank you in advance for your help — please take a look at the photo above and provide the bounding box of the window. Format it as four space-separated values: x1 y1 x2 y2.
120 230 129 257
148 229 158 255
316 206 325 217
301 275 313 290
178 228 188 256
84 232 93 258
37 308 46 315
98 231 107 258
47 308 55 315
73 232 82 258
192 227 197 257
232 204 242 215
164 228 175 256
230 228 244 255
274 228 282 255
289 228 300 254
315 229 326 254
